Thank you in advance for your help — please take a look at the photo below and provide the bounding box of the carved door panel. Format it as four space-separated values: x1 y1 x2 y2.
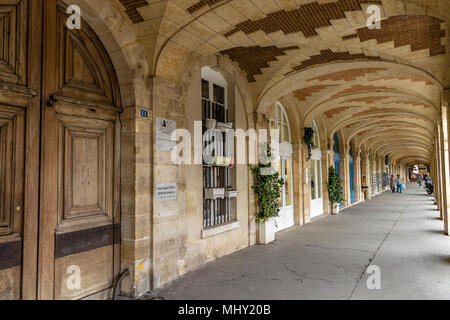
38 1 121 300
0 0 41 300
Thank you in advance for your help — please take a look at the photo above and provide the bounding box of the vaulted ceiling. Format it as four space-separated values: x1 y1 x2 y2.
110 0 449 165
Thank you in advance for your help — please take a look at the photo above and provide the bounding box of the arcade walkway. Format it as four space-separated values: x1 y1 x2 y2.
152 184 450 300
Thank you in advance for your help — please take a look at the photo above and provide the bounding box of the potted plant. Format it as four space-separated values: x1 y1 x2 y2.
205 118 217 129
326 167 344 215
249 144 284 244
304 127 315 160
204 188 225 200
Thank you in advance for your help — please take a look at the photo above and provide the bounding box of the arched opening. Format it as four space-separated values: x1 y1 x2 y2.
310 120 323 218
201 66 233 228
270 102 294 232
333 133 341 178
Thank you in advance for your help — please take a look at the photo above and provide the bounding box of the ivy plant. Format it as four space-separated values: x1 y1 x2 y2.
304 127 315 160
249 144 284 223
326 166 344 205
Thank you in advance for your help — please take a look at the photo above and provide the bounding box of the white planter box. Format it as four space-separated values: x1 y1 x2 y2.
212 156 234 167
217 122 233 130
225 189 239 199
205 119 217 129
331 203 340 215
205 188 225 200
258 218 275 245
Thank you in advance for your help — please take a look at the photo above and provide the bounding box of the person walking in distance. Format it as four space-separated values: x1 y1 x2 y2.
396 175 404 193
390 175 396 193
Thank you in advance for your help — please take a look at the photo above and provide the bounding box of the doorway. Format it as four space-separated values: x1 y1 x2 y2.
0 0 122 300
270 102 294 232
275 153 294 232
310 121 323 218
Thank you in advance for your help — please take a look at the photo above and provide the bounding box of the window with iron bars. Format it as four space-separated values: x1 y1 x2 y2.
202 77 233 228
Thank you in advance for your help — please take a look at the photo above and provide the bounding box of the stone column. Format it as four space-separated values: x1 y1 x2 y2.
293 143 304 226
442 102 450 235
254 112 268 244
433 135 442 218
120 103 153 298
342 144 350 206
361 154 370 201
377 154 383 193
303 145 312 224
321 148 332 215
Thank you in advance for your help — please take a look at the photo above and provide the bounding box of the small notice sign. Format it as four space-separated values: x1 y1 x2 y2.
156 117 177 151
140 109 149 119
156 183 177 201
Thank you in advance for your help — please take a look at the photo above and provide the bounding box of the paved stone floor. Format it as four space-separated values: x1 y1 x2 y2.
153 184 450 300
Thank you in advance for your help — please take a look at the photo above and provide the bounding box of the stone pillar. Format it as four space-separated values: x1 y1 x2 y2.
433 135 442 218
293 143 304 226
120 103 153 298
439 106 450 235
322 148 333 215
342 144 350 207
247 112 260 246
443 102 450 235
254 112 268 244
361 154 370 200
303 144 312 224
377 154 383 193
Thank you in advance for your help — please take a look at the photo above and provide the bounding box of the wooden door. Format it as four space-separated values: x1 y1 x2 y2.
38 1 122 300
0 0 42 300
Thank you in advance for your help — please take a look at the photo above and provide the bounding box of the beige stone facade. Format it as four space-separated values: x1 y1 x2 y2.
1 0 450 300
64 0 450 298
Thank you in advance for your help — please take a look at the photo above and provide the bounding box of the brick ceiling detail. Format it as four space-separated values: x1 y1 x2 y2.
224 0 381 38
286 50 381 75
343 15 446 56
332 85 396 97
370 76 435 86
383 101 431 108
308 68 386 82
325 106 354 118
355 107 401 116
220 45 298 82
293 85 338 101
187 0 224 14
342 96 390 104
118 0 148 24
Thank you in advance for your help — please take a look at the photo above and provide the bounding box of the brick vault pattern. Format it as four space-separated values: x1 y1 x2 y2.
220 45 299 82
224 0 382 38
118 0 148 24
187 0 224 14
286 50 381 75
343 15 446 56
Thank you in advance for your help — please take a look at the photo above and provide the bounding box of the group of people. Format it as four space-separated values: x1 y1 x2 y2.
417 173 432 188
389 175 405 193
417 173 434 194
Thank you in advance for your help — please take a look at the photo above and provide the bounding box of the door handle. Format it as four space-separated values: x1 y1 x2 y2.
47 94 57 107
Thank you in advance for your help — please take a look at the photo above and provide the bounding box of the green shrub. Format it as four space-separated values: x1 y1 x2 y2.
326 166 344 205
249 144 284 223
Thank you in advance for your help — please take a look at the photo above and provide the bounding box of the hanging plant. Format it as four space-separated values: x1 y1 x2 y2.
326 167 345 205
249 143 284 223
304 127 315 160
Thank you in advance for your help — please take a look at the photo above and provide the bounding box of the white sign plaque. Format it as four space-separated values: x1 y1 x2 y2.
156 117 177 151
156 183 177 201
